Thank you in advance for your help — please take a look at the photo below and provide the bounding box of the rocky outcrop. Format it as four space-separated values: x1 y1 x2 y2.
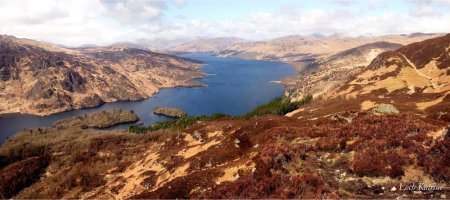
371 103 399 114
0 35 204 116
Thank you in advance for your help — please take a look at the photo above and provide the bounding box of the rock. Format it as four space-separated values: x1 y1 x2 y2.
441 194 447 199
234 173 240 180
331 114 352 123
413 191 422 195
371 103 399 114
234 139 240 148
344 177 357 182
193 131 202 140
390 186 396 192
79 94 104 108
153 107 187 118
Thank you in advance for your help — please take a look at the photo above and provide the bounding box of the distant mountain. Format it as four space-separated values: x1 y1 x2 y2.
308 33 326 39
109 42 149 50
217 33 443 61
168 37 249 53
0 35 204 116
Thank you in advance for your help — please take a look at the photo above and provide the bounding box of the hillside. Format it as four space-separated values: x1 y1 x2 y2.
0 35 449 199
0 35 204 116
289 34 450 121
284 42 404 101
217 33 443 102
0 106 448 198
217 33 442 62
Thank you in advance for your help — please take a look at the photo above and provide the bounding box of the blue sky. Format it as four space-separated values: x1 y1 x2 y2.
0 0 449 46
165 0 416 23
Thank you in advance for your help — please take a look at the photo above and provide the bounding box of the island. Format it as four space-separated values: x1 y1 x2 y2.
53 109 139 129
153 107 187 118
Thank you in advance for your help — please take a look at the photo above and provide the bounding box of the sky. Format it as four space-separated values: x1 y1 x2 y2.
0 0 449 46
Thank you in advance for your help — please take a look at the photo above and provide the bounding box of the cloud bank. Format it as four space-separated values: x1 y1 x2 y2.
0 0 449 46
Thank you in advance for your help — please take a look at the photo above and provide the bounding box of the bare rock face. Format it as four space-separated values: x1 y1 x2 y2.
0 35 204 116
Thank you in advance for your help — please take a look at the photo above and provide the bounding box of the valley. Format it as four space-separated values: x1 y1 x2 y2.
0 53 294 143
1 0 450 199
0 33 448 199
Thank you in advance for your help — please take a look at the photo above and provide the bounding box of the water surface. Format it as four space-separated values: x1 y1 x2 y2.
0 53 295 143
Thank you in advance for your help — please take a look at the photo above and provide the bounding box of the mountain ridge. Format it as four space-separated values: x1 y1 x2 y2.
0 35 204 116
289 33 450 121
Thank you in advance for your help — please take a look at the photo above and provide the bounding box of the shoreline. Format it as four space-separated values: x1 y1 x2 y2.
0 63 208 117
0 55 298 117
0 53 295 144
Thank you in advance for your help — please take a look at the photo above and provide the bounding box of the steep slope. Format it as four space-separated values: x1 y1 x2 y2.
290 34 450 121
0 35 204 116
284 42 403 101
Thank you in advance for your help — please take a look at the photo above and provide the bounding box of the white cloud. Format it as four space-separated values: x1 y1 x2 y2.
206 7 449 39
410 6 440 17
0 0 168 46
99 0 167 23
332 0 356 6
0 0 449 46
172 0 187 8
